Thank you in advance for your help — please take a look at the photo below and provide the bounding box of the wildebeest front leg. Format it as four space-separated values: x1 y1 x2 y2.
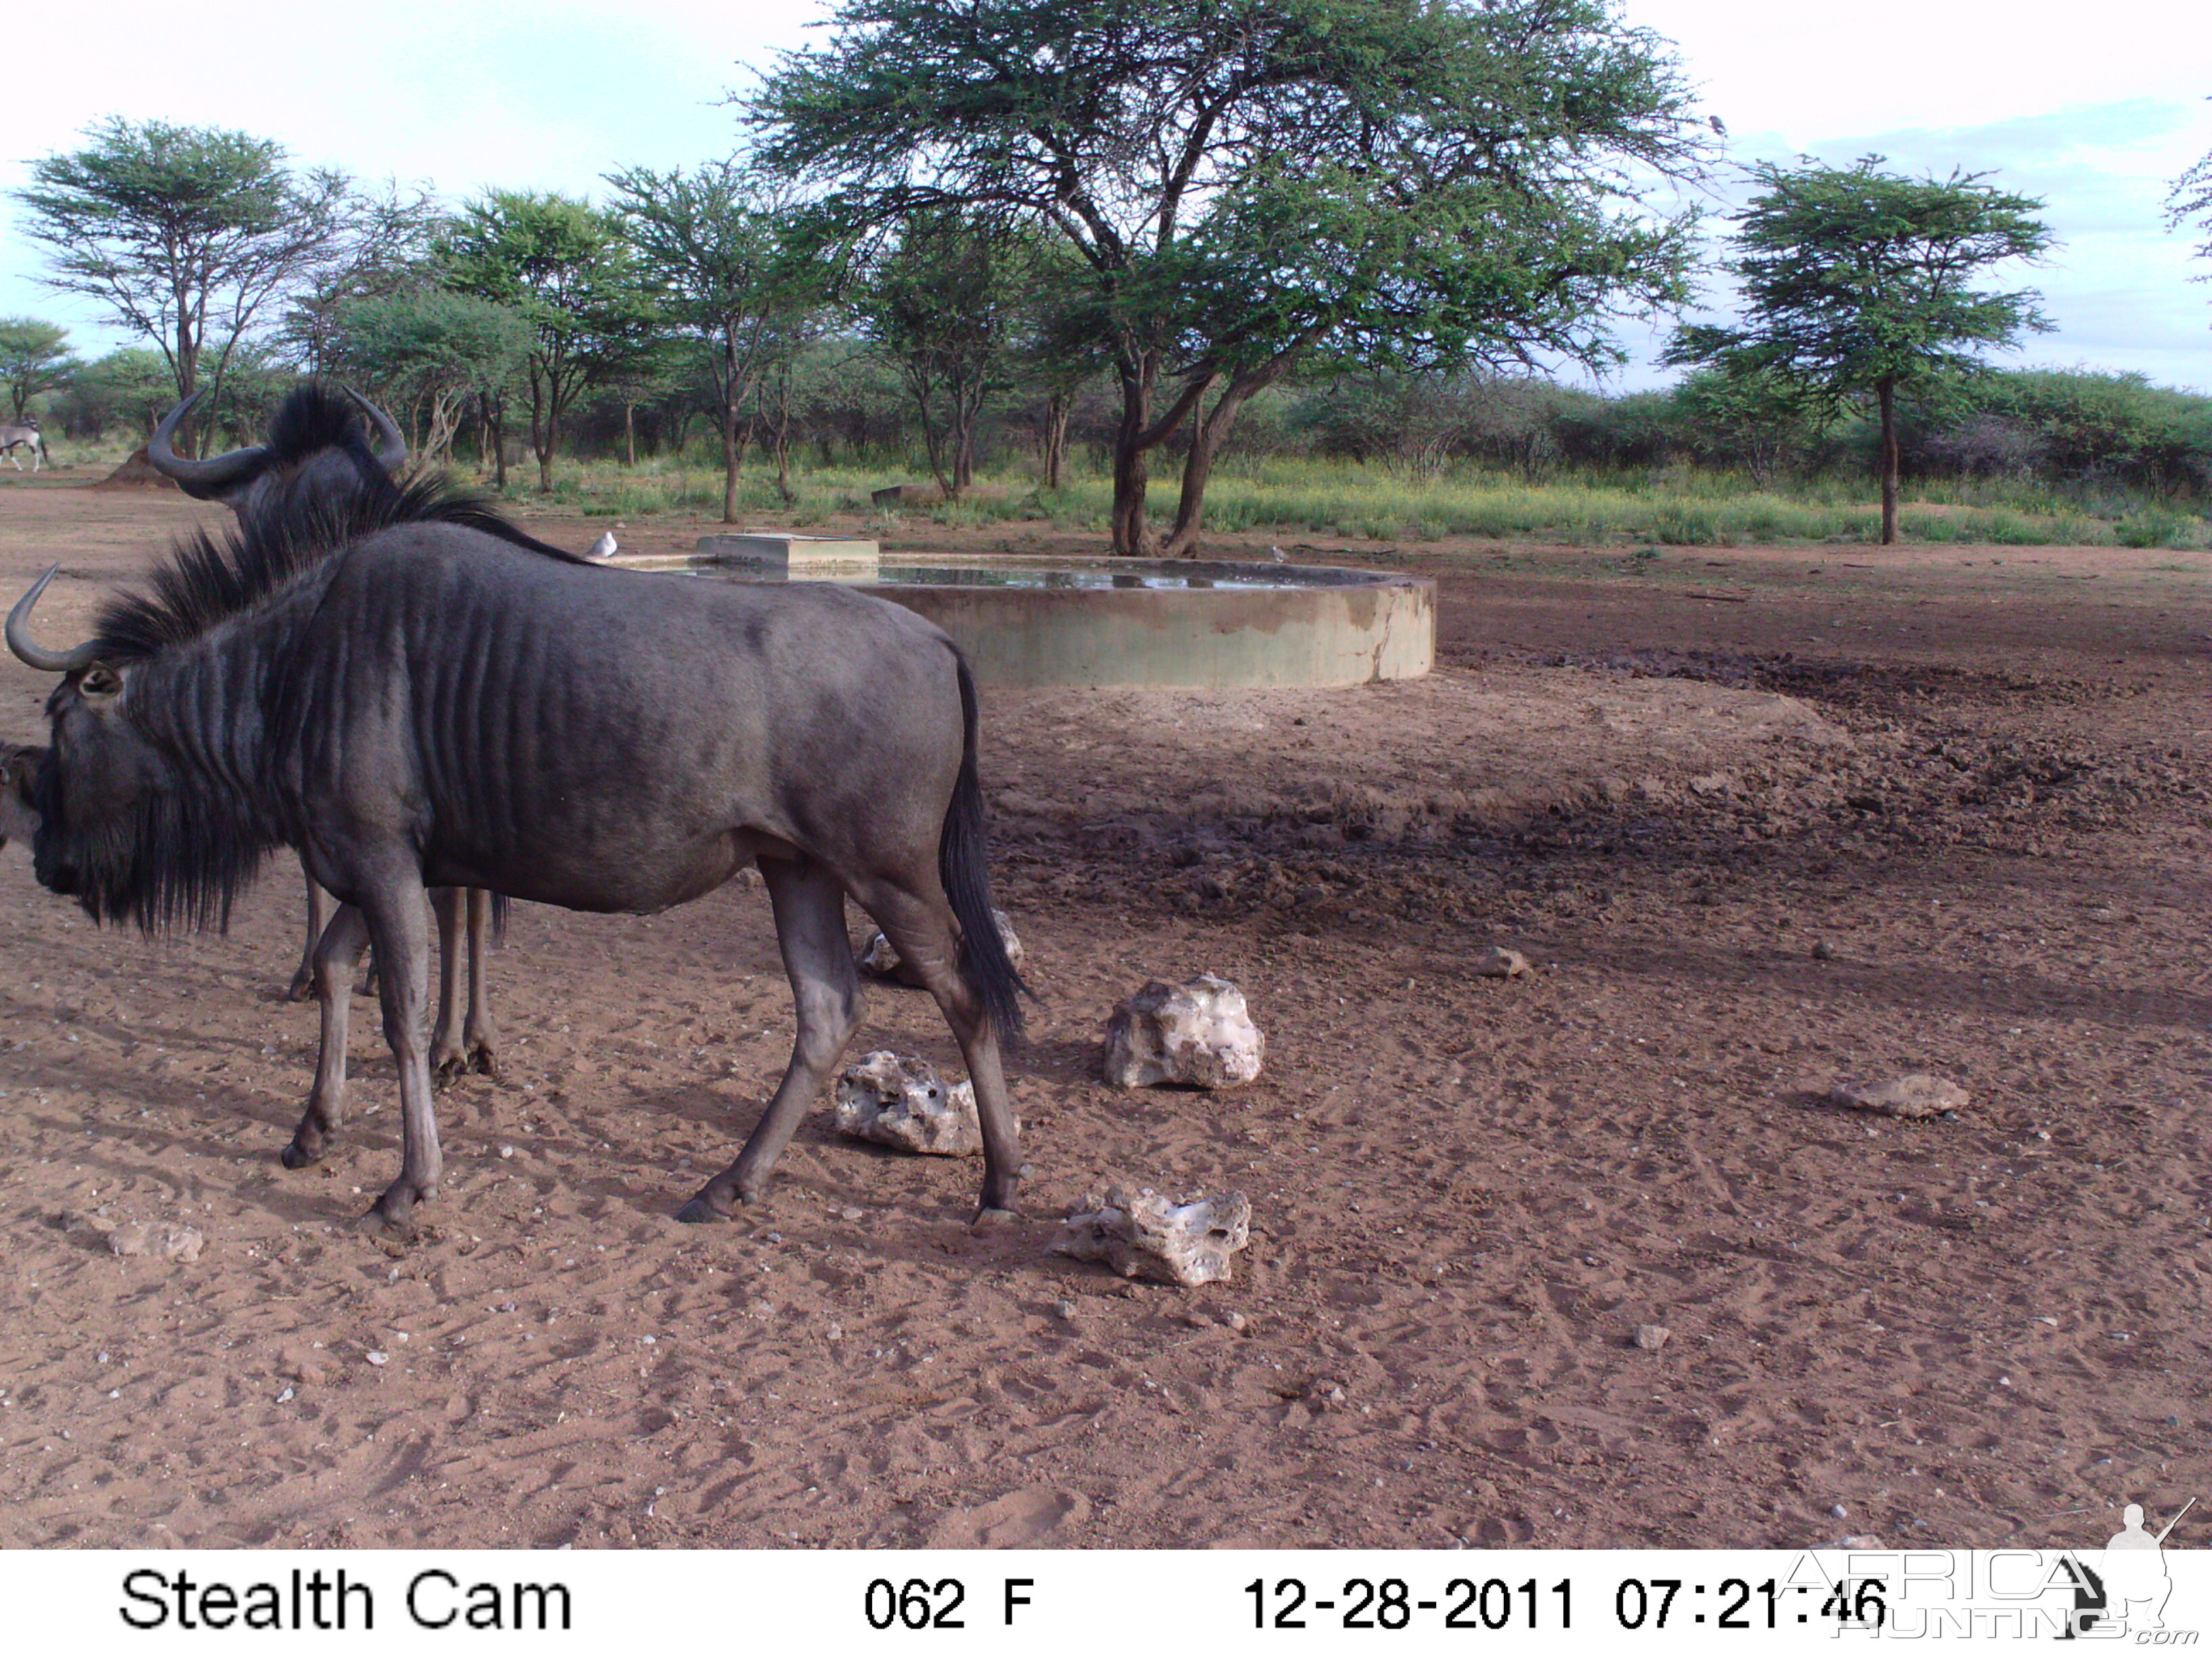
360 876 443 1230
857 882 1023 1219
678 855 861 1221
282 903 371 1168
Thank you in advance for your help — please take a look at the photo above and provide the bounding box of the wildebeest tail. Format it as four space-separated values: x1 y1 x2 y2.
939 650 1027 1047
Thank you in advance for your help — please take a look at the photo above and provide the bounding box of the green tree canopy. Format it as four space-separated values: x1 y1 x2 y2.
858 209 1040 497
603 161 832 519
0 317 83 421
12 117 354 445
438 190 659 491
328 290 534 463
751 0 1708 554
1666 155 2053 544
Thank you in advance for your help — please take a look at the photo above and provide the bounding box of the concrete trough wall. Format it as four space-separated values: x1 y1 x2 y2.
860 560 1434 689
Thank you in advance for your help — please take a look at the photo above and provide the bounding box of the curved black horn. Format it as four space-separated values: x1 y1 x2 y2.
7 565 100 674
148 390 267 494
342 386 408 470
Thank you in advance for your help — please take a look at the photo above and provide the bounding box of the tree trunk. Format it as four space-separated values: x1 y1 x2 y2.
721 398 741 524
1042 391 1071 491
1160 360 1292 557
480 392 508 491
623 402 637 468
1877 375 1899 546
1109 353 1157 554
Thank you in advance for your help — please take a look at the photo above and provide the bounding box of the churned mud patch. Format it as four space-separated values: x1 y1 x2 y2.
1 487 2207 1550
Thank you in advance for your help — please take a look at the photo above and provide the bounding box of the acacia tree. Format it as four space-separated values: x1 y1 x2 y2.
752 0 1707 554
1667 156 2053 544
12 117 353 449
859 210 1039 496
602 161 825 520
328 291 534 463
440 192 658 492
0 319 82 421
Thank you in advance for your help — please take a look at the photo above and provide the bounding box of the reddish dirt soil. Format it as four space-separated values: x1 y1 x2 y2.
1 480 2207 1551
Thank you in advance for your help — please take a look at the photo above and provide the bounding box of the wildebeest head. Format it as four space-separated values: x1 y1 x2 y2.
148 382 407 518
5 566 230 923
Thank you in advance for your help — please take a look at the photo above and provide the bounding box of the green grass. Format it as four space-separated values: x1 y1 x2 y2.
33 427 2212 551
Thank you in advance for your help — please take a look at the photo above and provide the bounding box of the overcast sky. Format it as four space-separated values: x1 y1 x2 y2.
2 0 2206 392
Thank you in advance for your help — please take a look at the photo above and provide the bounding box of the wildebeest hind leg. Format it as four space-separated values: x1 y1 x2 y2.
285 867 332 1001
283 903 371 1168
359 874 443 1230
853 882 1022 1220
464 888 499 1077
678 855 861 1221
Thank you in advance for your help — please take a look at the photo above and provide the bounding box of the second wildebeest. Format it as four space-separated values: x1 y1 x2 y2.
8 476 1025 1233
149 384 503 1078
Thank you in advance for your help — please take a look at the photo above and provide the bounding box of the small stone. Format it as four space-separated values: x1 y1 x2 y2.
1471 945 1531 979
499 1145 515 1159
1225 1311 1250 1334
1829 1073 1969 1120
834 1051 1005 1157
1830 1504 1849 1519
840 1206 865 1223
1634 1323 1672 1351
105 1224 150 1257
276 1386 295 1404
1811 940 1836 961
1103 975 1263 1090
1054 1298 1078 1319
365 1351 388 1366
1052 1174 1253 1287
1185 1311 1216 1330
1824 1534 1883 1550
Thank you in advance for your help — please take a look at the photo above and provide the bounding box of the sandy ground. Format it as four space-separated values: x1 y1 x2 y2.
1 478 2208 1551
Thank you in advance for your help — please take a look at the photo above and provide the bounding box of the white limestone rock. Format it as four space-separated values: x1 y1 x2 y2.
834 1050 994 1157
106 1223 203 1263
1103 975 1263 1089
857 909 1024 987
1051 1176 1252 1288
1829 1073 1969 1120
1471 945 1531 979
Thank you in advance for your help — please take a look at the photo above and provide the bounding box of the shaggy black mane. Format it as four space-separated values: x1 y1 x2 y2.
91 474 592 664
265 381 371 464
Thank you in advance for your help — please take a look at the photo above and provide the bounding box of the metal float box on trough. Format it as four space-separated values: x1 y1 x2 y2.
694 533 880 579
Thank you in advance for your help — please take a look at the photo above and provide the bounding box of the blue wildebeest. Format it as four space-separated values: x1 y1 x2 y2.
148 385 502 1080
1 415 47 472
7 478 1026 1233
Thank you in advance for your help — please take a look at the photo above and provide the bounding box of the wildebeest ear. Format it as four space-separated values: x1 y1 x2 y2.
78 663 123 698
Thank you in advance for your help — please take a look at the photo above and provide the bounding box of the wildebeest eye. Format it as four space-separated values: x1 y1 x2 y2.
79 664 122 697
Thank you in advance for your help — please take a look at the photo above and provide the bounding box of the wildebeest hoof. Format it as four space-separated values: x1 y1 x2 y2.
281 970 316 1003
970 1205 1021 1231
675 1195 728 1224
470 1042 501 1081
280 1140 324 1170
352 1208 412 1240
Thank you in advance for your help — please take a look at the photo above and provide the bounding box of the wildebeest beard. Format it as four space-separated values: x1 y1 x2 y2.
28 734 278 933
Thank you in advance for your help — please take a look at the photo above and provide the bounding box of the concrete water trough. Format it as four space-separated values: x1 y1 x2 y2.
619 536 1433 690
